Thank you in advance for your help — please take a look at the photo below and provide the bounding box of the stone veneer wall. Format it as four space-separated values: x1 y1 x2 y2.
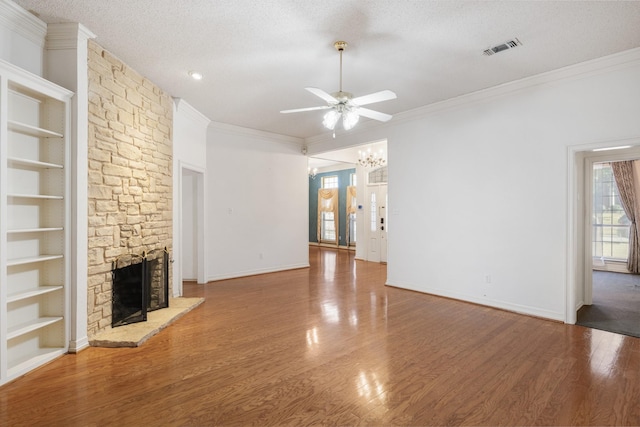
87 40 173 337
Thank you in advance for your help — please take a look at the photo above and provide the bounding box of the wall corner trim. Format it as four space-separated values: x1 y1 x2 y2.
174 98 211 128
46 22 96 50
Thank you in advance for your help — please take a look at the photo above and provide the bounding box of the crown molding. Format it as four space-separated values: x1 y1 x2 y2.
0 0 46 47
46 22 96 50
174 98 211 129
209 120 304 146
390 47 640 127
305 47 640 147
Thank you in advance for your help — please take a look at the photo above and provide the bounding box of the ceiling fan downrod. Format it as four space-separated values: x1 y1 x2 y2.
334 41 347 94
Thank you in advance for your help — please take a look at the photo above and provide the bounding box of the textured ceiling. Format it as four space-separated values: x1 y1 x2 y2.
13 0 640 139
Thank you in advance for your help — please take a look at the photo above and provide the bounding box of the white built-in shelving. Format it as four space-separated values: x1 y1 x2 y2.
0 59 73 385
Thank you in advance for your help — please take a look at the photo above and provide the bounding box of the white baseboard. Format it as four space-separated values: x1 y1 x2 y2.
207 262 310 282
592 259 630 274
386 280 564 322
309 242 356 251
68 337 90 353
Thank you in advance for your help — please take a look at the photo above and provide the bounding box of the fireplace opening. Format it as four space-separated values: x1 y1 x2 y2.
112 247 170 328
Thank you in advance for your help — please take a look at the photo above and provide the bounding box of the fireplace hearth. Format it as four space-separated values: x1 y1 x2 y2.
112 248 170 328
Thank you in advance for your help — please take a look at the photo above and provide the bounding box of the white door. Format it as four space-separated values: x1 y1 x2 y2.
366 184 388 263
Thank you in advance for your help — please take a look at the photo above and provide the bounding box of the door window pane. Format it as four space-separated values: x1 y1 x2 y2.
370 193 377 232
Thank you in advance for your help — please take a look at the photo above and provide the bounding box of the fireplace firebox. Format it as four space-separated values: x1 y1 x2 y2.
111 247 169 327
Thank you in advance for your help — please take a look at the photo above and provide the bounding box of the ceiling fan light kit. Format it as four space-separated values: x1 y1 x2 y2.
281 41 396 133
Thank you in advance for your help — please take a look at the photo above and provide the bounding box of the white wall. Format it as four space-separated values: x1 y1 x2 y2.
307 48 640 322
173 98 209 170
207 123 309 281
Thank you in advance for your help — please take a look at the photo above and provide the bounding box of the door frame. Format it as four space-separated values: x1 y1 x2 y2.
365 183 388 263
176 162 206 296
568 138 640 323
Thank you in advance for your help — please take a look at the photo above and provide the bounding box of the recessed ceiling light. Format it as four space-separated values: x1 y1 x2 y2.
592 145 632 152
188 71 203 80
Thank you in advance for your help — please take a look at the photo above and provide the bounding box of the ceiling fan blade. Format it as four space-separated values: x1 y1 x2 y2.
351 90 397 106
305 87 338 104
358 107 393 122
280 105 331 114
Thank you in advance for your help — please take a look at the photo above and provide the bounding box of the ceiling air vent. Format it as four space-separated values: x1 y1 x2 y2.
483 38 522 56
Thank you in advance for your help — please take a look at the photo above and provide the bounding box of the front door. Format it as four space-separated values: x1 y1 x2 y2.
366 184 388 263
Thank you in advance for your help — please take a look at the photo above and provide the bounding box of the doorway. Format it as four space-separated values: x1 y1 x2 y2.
307 139 389 263
178 165 206 296
572 144 640 335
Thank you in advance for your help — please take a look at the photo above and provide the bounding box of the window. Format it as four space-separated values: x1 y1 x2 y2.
322 175 338 189
321 211 336 242
350 173 357 186
593 162 629 260
368 166 387 184
320 175 338 242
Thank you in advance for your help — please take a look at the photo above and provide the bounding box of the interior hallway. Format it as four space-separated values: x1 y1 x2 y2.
0 247 639 425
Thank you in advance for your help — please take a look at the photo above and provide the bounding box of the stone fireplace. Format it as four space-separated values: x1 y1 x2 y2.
111 248 170 327
87 40 173 338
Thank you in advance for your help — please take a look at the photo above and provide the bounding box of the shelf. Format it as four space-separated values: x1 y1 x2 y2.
8 120 64 138
8 193 64 200
8 157 64 169
7 316 64 340
2 60 71 387
7 348 67 379
7 254 64 267
7 286 64 303
7 227 64 234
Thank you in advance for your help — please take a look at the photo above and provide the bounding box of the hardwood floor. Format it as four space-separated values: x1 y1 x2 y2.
1 247 640 426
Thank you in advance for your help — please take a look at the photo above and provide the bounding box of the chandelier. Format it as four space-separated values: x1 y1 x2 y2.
358 148 386 168
308 166 318 179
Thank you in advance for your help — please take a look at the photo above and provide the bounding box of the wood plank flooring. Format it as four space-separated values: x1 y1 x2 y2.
1 246 640 426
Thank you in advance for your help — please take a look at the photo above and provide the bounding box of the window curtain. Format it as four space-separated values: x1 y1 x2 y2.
611 161 640 273
346 186 357 246
317 188 339 245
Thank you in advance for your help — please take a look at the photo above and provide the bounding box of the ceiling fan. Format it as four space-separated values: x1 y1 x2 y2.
280 41 397 132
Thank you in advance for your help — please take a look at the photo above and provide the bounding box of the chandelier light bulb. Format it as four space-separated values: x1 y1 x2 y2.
358 147 386 168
